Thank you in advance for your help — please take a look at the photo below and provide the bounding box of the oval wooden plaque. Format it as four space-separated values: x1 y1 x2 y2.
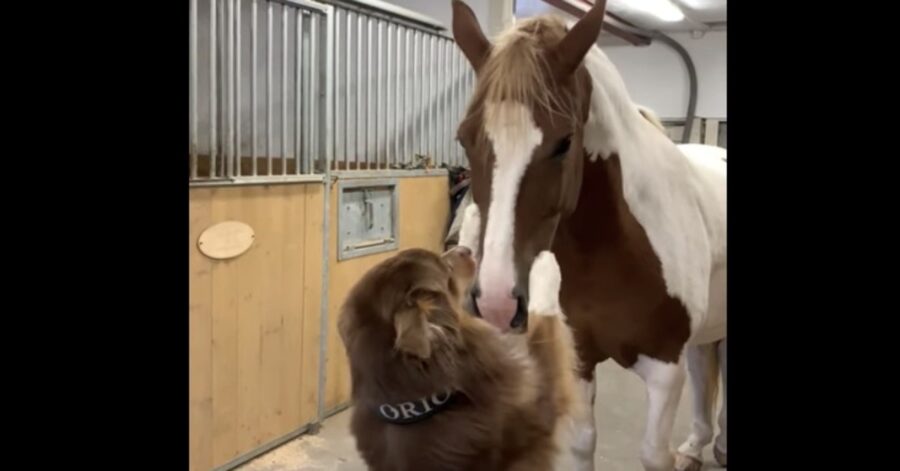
198 221 255 260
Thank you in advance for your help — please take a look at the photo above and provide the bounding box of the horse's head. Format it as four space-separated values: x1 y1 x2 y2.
451 0 607 331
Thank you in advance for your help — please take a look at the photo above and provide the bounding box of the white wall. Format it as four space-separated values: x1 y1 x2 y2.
385 0 511 37
603 31 726 120
513 0 726 120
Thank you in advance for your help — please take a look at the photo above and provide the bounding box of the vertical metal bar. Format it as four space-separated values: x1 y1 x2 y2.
266 2 273 175
226 0 235 177
235 0 242 176
334 10 343 170
309 14 319 174
376 20 384 169
412 30 419 162
404 27 411 163
394 25 401 168
346 11 353 170
445 40 452 166
436 38 444 167
422 33 428 160
294 8 304 177
251 0 258 176
316 2 336 423
281 5 288 175
324 6 335 174
430 36 434 163
209 0 219 178
356 13 363 169
453 47 464 165
303 12 311 172
366 18 374 169
190 0 198 179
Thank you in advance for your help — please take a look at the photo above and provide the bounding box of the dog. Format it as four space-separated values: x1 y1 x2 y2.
338 244 583 471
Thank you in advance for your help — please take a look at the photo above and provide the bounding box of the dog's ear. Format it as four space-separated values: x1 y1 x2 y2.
393 280 449 358
393 303 432 359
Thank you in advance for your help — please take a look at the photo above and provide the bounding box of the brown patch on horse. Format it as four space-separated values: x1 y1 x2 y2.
339 248 581 471
552 154 691 374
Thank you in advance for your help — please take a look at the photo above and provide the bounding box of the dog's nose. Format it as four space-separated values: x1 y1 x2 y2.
455 245 472 257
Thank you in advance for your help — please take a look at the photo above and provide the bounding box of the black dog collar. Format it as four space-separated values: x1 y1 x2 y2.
376 389 458 425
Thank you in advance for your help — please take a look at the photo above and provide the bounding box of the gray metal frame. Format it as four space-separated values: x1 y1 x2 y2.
191 0 473 185
336 178 399 261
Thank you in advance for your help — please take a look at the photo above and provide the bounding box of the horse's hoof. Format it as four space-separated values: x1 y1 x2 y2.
713 446 726 467
675 453 702 471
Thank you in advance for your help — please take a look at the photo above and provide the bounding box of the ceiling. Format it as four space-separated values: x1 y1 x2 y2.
606 0 726 32
515 0 726 46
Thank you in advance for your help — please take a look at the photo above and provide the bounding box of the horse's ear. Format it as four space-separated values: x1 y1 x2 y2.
552 0 607 77
451 0 491 71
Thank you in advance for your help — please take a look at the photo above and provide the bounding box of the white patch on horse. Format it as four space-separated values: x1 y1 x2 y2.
580 45 727 342
631 354 686 471
479 101 543 295
528 251 562 316
458 203 481 255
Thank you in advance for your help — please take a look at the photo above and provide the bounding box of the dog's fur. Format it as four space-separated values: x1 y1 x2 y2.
338 247 582 471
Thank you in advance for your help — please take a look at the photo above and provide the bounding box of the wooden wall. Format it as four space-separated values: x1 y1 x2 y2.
189 175 449 470
189 184 324 471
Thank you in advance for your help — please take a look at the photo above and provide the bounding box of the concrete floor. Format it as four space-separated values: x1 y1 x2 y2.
236 361 724 471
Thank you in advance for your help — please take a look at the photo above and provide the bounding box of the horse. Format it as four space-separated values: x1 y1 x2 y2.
449 1 726 470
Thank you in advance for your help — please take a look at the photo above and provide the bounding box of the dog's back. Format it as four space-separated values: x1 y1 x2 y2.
340 249 581 471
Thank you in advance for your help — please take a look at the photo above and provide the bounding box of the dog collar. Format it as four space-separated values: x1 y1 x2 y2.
375 389 458 425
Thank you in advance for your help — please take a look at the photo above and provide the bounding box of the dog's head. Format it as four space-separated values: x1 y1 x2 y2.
339 247 478 363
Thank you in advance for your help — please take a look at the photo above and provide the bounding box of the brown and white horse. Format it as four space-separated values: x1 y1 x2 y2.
450 1 726 470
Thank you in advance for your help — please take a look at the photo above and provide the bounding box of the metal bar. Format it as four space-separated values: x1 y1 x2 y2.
304 12 312 172
227 0 234 177
429 34 436 163
414 31 425 160
282 5 288 175
394 24 401 168
437 38 444 167
345 11 353 170
251 0 258 176
452 46 459 165
294 8 304 177
334 9 343 170
366 17 374 169
267 2 273 174
187 0 199 177
356 13 363 169
317 1 335 423
235 0 242 176
190 174 325 187
376 20 384 169
404 27 411 163
324 5 334 172
209 0 218 178
309 13 319 173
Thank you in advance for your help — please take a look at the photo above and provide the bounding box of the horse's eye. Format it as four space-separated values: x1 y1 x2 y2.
551 135 572 159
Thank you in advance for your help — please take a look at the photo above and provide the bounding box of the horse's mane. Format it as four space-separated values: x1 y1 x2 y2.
469 16 577 122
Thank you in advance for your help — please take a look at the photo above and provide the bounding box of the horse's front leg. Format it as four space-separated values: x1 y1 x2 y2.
571 376 597 471
632 355 686 471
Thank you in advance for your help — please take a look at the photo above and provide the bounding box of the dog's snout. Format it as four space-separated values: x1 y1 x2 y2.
456 245 472 257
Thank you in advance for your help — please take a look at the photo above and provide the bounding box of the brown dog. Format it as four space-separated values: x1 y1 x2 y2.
338 247 583 471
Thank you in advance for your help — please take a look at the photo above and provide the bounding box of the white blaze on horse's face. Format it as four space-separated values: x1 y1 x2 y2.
477 101 543 331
